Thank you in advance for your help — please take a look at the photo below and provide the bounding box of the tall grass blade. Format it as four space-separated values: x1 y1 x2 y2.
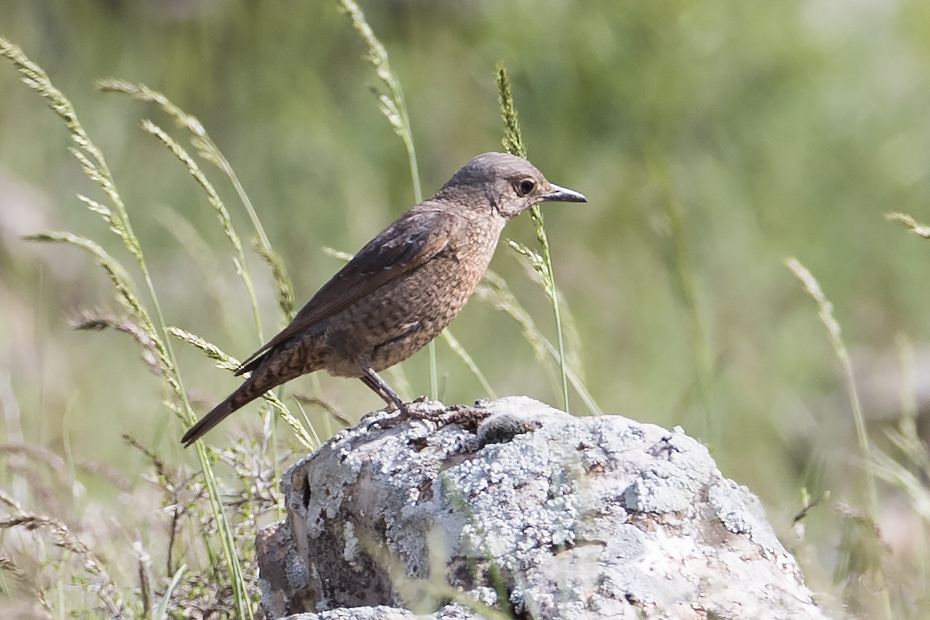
338 0 446 401
785 257 891 620
497 63 570 412
886 211 930 238
141 119 266 344
98 79 296 323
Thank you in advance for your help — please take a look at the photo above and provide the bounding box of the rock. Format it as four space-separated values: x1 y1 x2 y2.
257 397 830 620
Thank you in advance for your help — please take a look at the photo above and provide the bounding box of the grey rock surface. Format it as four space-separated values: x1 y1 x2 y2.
258 397 830 620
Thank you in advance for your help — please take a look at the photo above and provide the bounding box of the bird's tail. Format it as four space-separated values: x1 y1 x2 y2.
181 377 270 447
182 337 314 446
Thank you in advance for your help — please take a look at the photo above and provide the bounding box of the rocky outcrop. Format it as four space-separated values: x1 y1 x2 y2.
257 397 830 620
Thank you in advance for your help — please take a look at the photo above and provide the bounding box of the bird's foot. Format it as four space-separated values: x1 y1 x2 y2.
442 402 492 432
401 398 453 421
365 398 438 430
366 398 488 431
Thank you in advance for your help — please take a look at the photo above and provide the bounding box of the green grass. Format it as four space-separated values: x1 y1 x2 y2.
2 1 930 618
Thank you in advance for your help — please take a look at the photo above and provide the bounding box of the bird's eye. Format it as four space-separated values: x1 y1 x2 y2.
517 179 536 196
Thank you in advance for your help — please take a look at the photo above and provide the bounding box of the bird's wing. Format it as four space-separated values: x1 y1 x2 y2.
236 207 460 375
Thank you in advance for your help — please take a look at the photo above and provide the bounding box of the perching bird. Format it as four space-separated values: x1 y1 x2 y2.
181 152 586 446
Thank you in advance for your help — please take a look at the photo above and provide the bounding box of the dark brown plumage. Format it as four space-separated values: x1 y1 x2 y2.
181 152 586 446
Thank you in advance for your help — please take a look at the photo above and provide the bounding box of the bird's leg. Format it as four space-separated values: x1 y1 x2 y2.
359 366 409 416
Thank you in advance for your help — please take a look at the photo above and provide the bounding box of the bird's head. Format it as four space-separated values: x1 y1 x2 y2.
436 152 586 220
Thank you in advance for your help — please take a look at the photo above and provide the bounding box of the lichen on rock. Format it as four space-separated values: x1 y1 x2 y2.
257 397 831 620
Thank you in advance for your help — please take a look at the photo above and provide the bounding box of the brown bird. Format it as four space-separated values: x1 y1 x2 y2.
181 152 586 446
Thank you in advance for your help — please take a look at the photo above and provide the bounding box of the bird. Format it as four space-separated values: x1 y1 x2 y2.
181 152 586 446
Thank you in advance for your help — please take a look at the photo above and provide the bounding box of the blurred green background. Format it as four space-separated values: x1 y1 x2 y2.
3 0 930 611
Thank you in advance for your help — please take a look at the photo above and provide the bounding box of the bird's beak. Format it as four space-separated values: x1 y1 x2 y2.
541 184 587 203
